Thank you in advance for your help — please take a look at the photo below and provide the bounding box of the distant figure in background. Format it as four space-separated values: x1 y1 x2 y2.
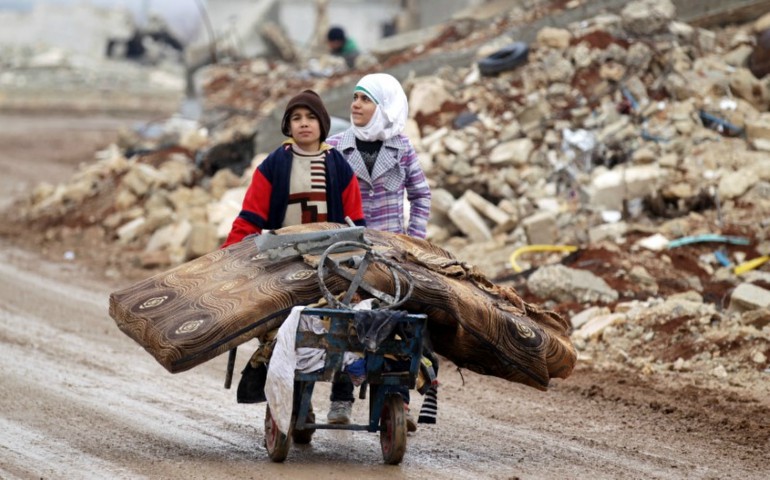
749 28 770 79
327 26 360 68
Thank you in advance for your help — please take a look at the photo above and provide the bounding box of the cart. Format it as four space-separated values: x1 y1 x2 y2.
262 238 427 465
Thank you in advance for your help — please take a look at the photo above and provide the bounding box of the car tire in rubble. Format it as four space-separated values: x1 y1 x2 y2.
478 41 529 76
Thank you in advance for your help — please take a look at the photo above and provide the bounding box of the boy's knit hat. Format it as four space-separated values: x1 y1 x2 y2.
281 89 331 141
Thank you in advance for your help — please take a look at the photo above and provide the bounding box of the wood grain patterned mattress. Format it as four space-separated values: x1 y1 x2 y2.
109 223 576 390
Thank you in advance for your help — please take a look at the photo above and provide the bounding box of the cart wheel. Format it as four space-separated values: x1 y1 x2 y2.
264 405 291 462
380 394 407 465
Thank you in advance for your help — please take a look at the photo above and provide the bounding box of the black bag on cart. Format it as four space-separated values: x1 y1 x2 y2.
237 362 268 404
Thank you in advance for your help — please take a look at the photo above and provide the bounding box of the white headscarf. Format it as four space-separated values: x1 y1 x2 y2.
350 73 409 142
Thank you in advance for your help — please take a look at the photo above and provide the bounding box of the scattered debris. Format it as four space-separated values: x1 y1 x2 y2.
2 0 769 390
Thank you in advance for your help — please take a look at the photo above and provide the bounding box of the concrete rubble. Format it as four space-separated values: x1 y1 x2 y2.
0 2 190 113
4 0 770 389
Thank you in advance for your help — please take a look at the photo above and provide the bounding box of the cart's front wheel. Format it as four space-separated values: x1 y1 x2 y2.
380 394 407 464
264 405 291 462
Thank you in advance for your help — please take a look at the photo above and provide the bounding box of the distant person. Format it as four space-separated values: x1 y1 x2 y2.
326 26 360 69
749 28 770 79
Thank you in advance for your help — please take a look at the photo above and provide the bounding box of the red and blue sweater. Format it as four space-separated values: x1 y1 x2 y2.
222 143 366 247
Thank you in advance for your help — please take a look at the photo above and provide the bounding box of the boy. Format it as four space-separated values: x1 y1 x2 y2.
222 89 365 246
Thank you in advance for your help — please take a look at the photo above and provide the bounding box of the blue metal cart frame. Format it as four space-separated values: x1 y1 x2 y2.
264 306 427 464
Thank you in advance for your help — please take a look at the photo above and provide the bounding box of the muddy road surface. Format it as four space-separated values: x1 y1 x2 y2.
1 243 768 479
1 114 768 480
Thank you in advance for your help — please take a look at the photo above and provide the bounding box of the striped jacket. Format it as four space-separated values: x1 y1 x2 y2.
326 130 431 239
222 143 365 247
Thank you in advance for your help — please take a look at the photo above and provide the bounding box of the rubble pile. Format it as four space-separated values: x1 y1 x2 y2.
4 0 769 389
0 10 186 114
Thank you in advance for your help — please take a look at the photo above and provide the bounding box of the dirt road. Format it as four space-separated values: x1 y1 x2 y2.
1 115 768 479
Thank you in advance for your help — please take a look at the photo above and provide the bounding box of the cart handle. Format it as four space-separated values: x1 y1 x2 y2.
317 241 415 310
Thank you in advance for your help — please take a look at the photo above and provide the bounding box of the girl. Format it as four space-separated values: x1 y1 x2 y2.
325 73 433 431
326 73 431 239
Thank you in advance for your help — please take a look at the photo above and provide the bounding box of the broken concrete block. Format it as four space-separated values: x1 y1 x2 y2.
517 102 551 134
116 217 146 244
589 165 665 210
426 224 450 243
636 233 670 251
573 313 627 340
669 20 695 42
208 187 246 239
209 168 243 200
745 113 770 149
521 211 557 245
448 197 493 243
542 51 575 84
145 220 192 252
729 68 770 109
167 186 213 213
589 221 628 244
629 265 659 294
461 190 511 227
434 152 456 174
488 138 534 167
430 188 456 216
723 44 754 67
668 290 703 303
570 306 612 330
658 153 679 168
139 250 172 269
729 283 770 312
141 206 174 236
443 136 469 155
748 158 769 182
497 120 522 142
631 146 657 164
122 163 164 197
718 170 758 199
404 119 422 148
751 138 770 152
528 264 619 304
158 156 195 189
536 27 571 50
185 222 219 260
599 61 626 82
740 308 770 329
409 77 452 117
621 0 676 36
421 127 449 151
113 188 139 211
497 198 519 218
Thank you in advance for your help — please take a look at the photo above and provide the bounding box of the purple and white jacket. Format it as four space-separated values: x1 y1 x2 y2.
326 129 431 239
